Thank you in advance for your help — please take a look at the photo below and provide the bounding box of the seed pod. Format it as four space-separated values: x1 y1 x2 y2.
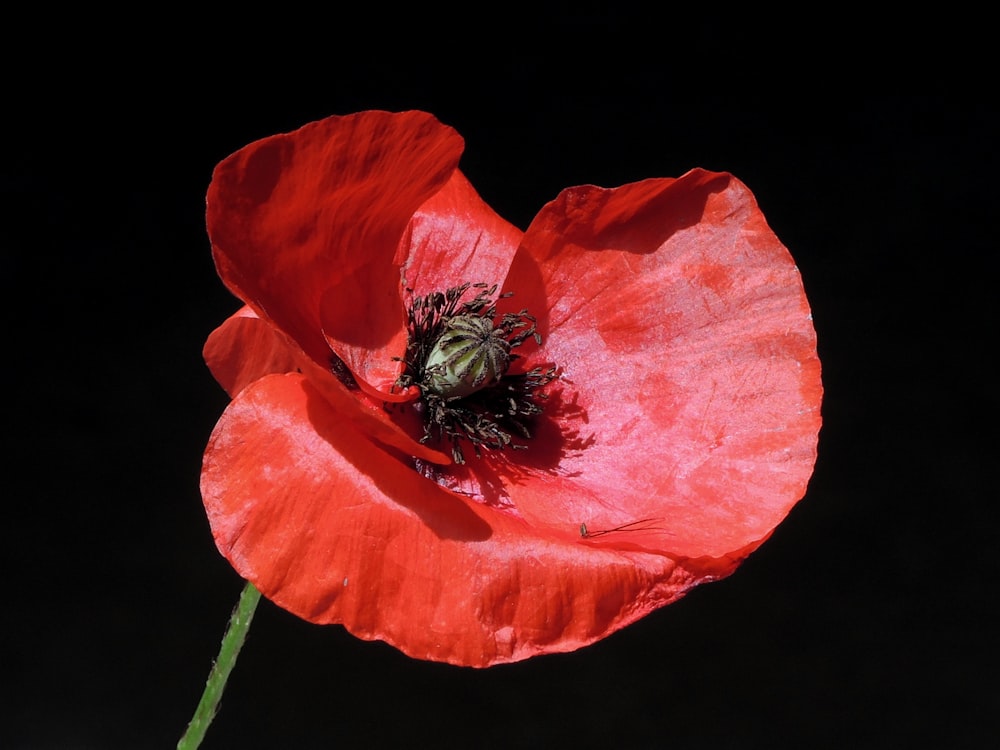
422 315 511 399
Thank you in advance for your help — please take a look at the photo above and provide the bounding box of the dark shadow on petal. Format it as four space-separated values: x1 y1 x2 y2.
231 138 288 207
302 378 493 542
497 239 549 359
512 382 595 472
421 380 595 510
570 171 732 255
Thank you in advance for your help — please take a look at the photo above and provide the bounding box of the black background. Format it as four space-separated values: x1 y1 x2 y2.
4 10 996 749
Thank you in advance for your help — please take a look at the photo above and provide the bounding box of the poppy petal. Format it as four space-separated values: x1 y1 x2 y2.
399 169 523 299
204 306 448 463
202 372 728 666
203 306 307 397
499 169 822 559
207 111 464 388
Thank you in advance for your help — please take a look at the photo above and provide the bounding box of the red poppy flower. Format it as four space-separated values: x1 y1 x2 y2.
201 110 822 667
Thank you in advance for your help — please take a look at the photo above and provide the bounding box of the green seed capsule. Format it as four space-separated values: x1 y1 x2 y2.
422 315 511 399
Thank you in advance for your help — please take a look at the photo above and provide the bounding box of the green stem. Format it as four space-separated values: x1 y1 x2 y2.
178 580 262 750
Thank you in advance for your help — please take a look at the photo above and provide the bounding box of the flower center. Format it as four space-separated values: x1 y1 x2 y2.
396 283 557 464
422 314 511 399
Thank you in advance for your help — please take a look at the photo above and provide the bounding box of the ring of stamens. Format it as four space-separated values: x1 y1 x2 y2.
395 283 557 464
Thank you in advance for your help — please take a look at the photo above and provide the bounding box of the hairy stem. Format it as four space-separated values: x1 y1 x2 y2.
178 580 261 749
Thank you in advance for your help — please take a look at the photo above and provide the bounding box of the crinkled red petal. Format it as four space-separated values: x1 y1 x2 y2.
206 111 464 392
203 306 308 398
202 373 730 667
398 170 523 299
497 169 822 559
204 306 448 463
